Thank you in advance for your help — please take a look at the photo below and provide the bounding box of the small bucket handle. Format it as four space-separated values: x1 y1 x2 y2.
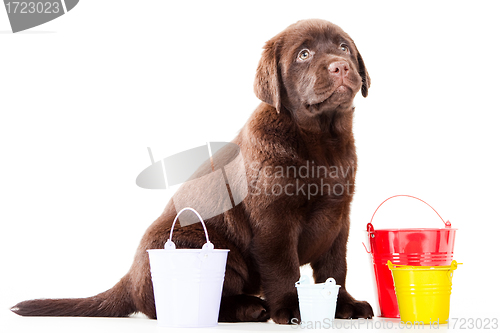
295 277 338 300
165 207 214 252
295 276 337 287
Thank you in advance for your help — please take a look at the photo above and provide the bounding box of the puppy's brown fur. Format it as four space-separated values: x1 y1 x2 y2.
12 19 373 324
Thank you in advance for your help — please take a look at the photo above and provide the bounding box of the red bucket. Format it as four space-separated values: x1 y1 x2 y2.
363 195 457 318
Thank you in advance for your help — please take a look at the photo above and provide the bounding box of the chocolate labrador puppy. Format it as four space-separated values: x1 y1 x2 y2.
12 19 373 324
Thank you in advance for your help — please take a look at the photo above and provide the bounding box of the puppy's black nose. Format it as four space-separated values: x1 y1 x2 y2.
328 61 350 78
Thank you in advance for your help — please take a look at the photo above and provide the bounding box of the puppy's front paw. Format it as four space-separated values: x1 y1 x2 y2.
270 293 301 325
272 307 301 325
336 299 374 319
218 295 270 322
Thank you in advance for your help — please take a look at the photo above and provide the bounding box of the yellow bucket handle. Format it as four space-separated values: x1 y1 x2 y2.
387 260 462 271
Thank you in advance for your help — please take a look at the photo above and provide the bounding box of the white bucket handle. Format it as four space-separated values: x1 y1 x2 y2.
295 277 337 287
324 277 336 285
295 277 338 300
165 207 214 253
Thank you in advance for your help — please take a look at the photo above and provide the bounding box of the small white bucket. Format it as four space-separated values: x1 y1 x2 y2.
295 276 340 326
147 207 229 327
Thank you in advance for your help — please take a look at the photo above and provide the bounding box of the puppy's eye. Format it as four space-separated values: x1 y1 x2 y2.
298 49 311 61
340 44 350 54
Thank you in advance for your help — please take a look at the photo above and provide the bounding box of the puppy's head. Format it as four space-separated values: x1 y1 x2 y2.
254 19 370 117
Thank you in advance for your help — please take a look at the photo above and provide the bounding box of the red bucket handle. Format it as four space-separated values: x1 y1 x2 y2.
367 195 451 232
363 195 451 253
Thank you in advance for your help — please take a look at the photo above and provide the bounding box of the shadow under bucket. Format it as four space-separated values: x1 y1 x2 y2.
147 208 229 327
363 195 457 318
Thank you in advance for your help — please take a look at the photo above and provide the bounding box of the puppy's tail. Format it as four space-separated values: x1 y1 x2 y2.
10 275 135 317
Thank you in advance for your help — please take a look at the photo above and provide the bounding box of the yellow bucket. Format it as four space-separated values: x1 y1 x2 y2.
387 260 461 324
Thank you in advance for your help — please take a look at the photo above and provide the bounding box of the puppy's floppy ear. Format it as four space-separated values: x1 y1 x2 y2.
357 51 371 98
254 37 283 113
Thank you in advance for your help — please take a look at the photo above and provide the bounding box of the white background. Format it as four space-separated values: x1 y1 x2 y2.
1 1 499 332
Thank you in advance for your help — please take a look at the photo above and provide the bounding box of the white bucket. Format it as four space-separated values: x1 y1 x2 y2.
147 207 229 327
295 276 340 326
